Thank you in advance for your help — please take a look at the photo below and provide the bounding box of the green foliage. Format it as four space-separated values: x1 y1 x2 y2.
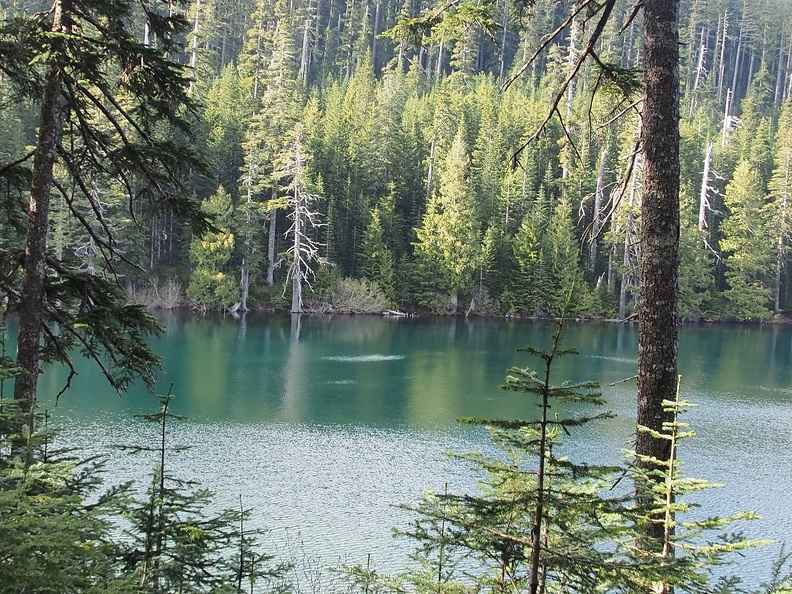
359 207 397 304
625 382 769 593
679 192 717 320
391 321 770 593
117 388 290 593
720 161 773 320
3 0 792 319
414 128 482 306
187 187 240 309
0 402 126 594
394 319 637 593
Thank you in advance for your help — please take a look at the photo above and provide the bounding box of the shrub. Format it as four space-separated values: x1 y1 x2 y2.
305 277 389 314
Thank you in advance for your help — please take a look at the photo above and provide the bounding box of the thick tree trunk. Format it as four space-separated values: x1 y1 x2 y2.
14 0 67 420
637 0 680 545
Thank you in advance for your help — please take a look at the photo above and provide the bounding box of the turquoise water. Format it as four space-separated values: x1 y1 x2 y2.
31 313 792 583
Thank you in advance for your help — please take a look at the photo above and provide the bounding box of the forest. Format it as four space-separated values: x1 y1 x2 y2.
3 0 792 320
2 2 792 592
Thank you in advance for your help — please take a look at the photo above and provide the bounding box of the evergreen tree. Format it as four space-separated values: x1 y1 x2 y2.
544 195 587 315
187 186 240 309
359 206 397 304
766 99 792 313
240 2 305 293
0 404 127 594
118 388 287 593
720 160 773 320
626 381 766 594
202 64 248 198
0 0 211 423
678 192 717 320
512 182 551 316
414 128 481 309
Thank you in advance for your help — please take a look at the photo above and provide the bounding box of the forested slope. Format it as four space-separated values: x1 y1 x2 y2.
2 0 791 320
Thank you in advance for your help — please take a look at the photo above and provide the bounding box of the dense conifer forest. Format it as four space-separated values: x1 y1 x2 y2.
2 0 791 320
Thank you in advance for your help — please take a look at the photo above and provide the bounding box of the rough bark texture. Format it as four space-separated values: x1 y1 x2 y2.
13 0 67 416
637 0 680 541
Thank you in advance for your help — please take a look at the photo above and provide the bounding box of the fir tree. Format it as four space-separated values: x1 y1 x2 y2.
414 127 482 310
187 186 240 310
117 387 288 593
0 404 127 594
0 0 212 425
720 160 773 320
359 206 397 305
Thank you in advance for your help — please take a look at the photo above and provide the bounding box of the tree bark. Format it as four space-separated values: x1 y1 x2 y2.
637 0 680 544
590 147 607 271
267 188 278 286
14 0 67 420
698 141 713 232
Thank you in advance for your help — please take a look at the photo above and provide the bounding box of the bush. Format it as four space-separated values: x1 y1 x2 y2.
305 277 389 314
127 278 185 309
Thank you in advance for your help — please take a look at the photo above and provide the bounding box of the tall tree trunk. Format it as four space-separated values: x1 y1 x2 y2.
498 0 509 83
291 207 303 314
590 147 607 271
774 154 791 313
716 10 728 102
637 0 680 547
619 158 639 320
722 88 733 146
688 27 707 117
775 27 786 106
785 35 792 101
14 0 67 420
371 0 381 70
189 0 201 93
698 141 713 232
267 188 278 286
300 18 311 82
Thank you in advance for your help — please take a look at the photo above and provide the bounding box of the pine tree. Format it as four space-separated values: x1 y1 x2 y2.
0 0 211 423
202 64 248 198
413 128 481 309
626 380 766 594
0 404 127 593
678 191 717 320
720 160 773 320
359 206 397 304
512 183 551 316
544 195 587 315
397 319 633 594
766 99 792 313
117 387 287 593
187 186 240 309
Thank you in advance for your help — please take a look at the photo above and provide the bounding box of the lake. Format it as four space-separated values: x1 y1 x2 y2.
33 313 792 585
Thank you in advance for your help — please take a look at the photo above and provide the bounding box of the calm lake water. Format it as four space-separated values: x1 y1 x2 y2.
32 313 792 584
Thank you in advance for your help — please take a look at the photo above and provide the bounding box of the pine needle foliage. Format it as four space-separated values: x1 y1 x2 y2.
624 379 770 594
394 318 774 594
0 397 128 594
396 316 640 594
116 387 291 594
